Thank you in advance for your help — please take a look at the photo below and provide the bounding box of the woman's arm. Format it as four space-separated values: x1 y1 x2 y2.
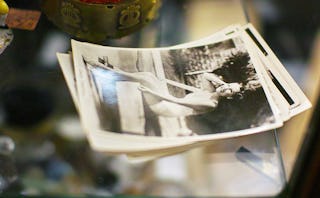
138 85 218 108
83 56 165 91
203 72 226 86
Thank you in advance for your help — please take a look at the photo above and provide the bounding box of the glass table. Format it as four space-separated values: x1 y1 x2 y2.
1 0 305 196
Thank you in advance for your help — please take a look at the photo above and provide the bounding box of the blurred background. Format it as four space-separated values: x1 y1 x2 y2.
0 0 319 197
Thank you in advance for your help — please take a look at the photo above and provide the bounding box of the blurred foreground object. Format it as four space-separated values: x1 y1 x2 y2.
0 28 12 54
0 136 20 194
5 8 41 30
0 0 8 24
0 0 13 55
41 0 161 42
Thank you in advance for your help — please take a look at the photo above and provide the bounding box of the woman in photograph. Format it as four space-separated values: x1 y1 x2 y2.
201 72 242 98
83 56 242 118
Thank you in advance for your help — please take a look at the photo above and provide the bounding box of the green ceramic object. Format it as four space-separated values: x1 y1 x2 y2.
41 0 160 42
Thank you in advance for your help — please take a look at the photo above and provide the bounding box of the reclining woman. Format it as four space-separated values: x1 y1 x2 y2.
83 56 242 118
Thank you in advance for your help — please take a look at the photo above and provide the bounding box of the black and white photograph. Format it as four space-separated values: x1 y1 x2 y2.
77 36 281 138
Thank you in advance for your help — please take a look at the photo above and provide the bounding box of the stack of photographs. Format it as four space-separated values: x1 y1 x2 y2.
57 24 311 161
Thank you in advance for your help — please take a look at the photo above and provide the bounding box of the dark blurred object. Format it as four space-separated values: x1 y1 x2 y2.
1 85 54 127
261 0 320 60
41 0 161 42
0 136 21 194
94 169 118 191
0 154 21 194
5 0 40 10
286 94 320 197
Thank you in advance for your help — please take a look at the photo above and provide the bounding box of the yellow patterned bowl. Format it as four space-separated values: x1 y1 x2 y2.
41 0 160 42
